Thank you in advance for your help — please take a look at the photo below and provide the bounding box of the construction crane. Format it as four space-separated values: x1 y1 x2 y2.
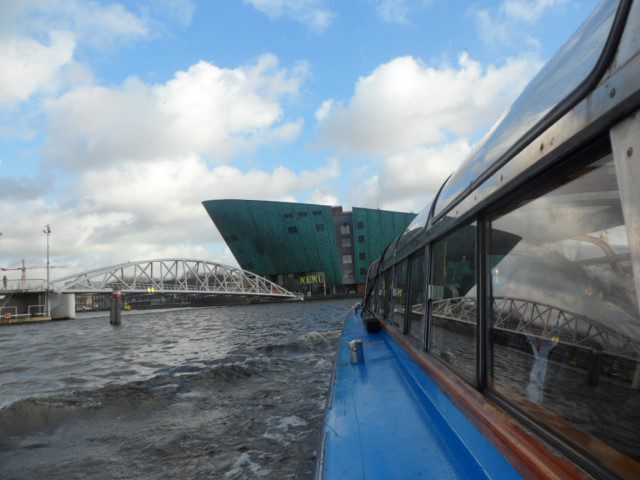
1 260 66 281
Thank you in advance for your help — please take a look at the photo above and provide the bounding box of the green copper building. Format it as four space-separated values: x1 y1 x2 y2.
203 199 415 294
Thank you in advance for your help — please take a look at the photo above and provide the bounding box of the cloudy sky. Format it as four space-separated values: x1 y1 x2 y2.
0 0 599 277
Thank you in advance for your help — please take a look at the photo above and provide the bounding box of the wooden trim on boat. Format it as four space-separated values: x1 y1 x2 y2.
380 319 591 480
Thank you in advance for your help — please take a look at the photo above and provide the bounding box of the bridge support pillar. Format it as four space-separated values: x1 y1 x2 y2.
586 350 602 387
51 294 76 320
110 290 122 326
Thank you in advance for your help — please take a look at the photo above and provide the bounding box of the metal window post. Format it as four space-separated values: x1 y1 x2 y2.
43 224 51 318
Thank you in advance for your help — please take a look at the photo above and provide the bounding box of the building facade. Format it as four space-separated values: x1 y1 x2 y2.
203 200 415 294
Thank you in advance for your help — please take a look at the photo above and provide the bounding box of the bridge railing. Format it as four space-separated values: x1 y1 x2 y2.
1 279 48 292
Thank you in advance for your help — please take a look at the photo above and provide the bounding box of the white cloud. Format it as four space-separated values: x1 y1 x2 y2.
318 50 542 213
378 140 471 202
0 45 334 276
0 0 182 108
45 54 309 168
376 0 432 24
351 140 471 212
474 0 570 47
318 53 541 156
243 0 333 31
150 0 196 27
314 99 333 121
308 189 340 206
377 0 411 23
0 157 340 278
0 31 75 107
503 0 569 23
0 1 150 48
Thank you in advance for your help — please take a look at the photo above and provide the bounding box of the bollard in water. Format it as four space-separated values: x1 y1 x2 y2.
110 290 122 326
349 339 364 364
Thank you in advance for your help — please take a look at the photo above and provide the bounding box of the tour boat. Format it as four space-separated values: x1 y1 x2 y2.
317 1 640 478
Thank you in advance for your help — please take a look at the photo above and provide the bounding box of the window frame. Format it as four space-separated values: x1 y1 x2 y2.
390 257 410 331
479 135 639 480
426 220 479 385
404 246 429 342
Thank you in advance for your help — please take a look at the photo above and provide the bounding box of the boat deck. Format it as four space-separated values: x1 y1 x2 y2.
318 312 522 479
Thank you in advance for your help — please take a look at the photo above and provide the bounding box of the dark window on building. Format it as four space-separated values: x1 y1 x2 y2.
315 224 325 231
407 249 427 341
430 222 477 385
359 252 366 260
283 213 293 219
488 152 640 466
312 210 322 216
287 226 298 234
358 235 365 243
357 221 364 229
298 211 308 217
360 267 366 276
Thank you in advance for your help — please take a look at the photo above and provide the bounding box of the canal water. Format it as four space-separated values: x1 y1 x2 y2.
0 299 352 479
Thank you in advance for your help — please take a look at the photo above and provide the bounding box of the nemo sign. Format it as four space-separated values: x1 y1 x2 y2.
300 273 324 285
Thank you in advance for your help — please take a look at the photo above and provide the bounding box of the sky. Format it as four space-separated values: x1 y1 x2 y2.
0 0 600 278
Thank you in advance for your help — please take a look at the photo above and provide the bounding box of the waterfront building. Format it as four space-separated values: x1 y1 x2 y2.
202 200 415 295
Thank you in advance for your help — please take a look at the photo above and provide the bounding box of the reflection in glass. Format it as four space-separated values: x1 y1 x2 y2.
430 223 477 384
489 154 640 469
398 205 429 250
392 260 408 328
376 275 385 317
369 278 378 313
382 269 392 320
408 250 426 340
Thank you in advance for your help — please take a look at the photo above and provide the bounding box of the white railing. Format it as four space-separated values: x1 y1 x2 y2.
28 305 46 317
2 279 48 292
1 305 48 320
0 306 17 319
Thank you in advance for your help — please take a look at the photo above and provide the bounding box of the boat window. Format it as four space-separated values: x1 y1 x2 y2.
397 205 429 249
407 248 427 341
377 275 385 317
369 278 377 312
392 259 408 329
434 0 620 219
430 222 477 384
383 269 393 320
487 152 640 473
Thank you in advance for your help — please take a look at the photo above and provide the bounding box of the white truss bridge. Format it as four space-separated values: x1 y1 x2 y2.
50 259 300 299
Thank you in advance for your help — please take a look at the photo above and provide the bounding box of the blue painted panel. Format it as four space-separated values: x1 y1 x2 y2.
320 313 522 479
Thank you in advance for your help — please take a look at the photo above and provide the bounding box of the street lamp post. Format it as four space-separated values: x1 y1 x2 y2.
43 225 51 317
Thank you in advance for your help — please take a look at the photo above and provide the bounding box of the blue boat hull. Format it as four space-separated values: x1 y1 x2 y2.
317 312 522 479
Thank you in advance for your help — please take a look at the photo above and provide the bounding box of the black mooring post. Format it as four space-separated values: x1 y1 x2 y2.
110 290 122 326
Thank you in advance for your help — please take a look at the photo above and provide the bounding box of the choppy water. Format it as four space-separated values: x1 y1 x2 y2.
0 299 352 479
